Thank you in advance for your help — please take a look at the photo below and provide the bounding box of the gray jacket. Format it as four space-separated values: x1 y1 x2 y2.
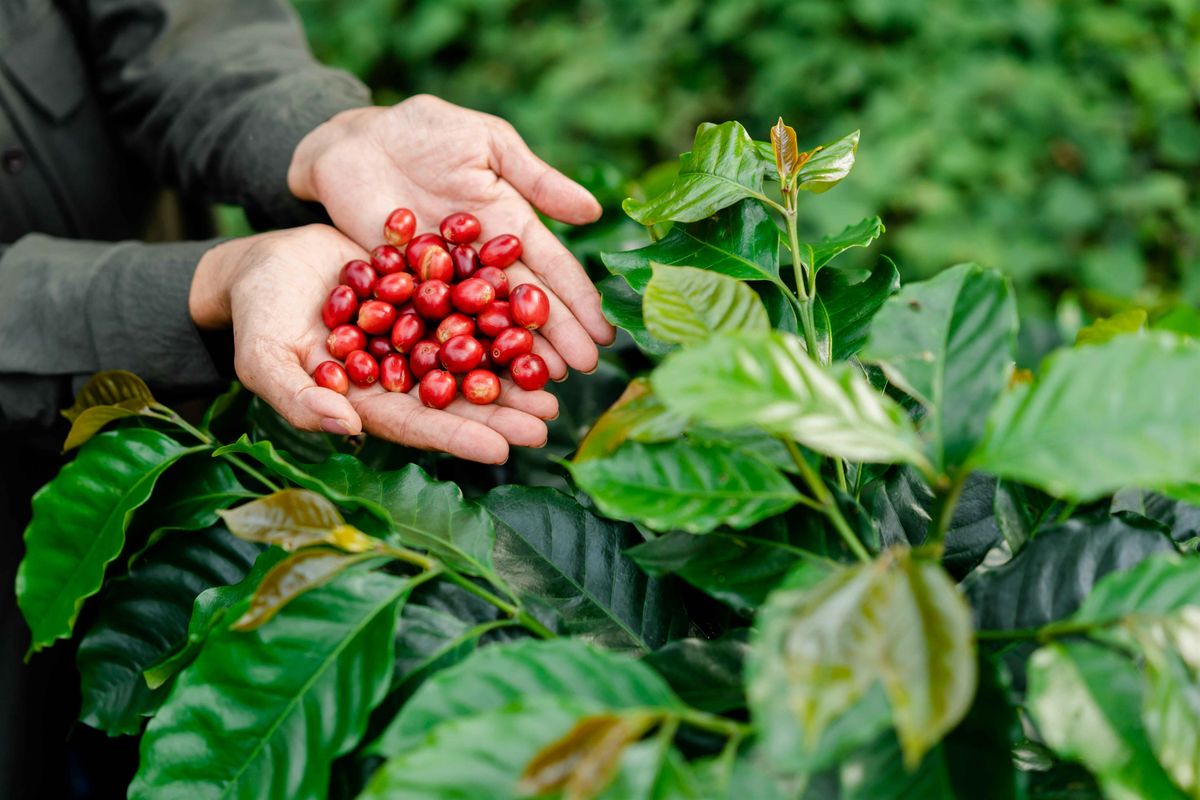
0 0 370 426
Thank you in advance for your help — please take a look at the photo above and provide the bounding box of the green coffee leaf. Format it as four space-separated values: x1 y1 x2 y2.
232 547 380 630
62 369 156 422
815 257 900 361
598 275 675 358
218 489 380 554
651 331 927 466
17 429 200 653
863 263 1017 473
1075 309 1147 347
575 378 688 462
794 130 860 193
811 216 886 270
622 122 767 225
643 263 770 345
567 438 801 534
972 334 1200 501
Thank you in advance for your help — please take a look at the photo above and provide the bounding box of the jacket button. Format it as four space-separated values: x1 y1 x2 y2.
2 147 27 175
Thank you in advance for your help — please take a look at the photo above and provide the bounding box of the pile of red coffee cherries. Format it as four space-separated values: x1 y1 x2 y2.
312 208 551 409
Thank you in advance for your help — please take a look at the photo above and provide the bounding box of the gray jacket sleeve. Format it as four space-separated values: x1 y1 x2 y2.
0 236 227 428
68 0 371 227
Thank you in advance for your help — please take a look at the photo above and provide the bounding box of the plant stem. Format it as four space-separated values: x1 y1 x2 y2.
441 571 556 640
780 189 827 364
833 458 849 493
151 405 281 492
675 707 752 739
975 618 1098 643
783 439 871 562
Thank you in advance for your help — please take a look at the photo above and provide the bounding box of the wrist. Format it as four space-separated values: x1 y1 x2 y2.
189 238 254 330
287 106 375 202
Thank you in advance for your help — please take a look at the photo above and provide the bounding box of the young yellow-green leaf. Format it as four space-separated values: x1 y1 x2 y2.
1027 641 1187 800
62 370 156 422
575 378 688 462
1075 308 1148 347
652 331 927 467
17 429 199 654
622 122 767 225
232 547 379 631
217 489 379 553
63 399 151 451
519 711 660 800
972 334 1200 501
862 263 1017 473
794 130 859 193
749 549 976 770
567 438 802 534
643 263 770 345
770 117 800 184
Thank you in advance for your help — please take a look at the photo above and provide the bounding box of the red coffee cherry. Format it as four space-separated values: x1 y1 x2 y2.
345 350 379 387
367 336 394 359
409 340 441 379
439 212 482 244
322 285 359 329
419 369 457 409
379 353 414 393
477 338 495 370
417 246 454 283
479 234 522 268
510 353 549 391
384 208 416 246
339 261 377 299
326 324 367 360
439 334 485 373
374 272 415 305
451 277 496 315
370 244 407 275
436 312 476 344
476 301 513 338
476 266 509 300
462 369 501 404
390 313 426 353
357 300 399 335
510 284 550 330
449 244 480 281
405 233 449 272
413 280 453 320
490 327 534 366
313 361 349 394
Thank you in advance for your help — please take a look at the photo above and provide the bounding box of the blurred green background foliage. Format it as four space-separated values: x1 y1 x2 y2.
290 0 1200 316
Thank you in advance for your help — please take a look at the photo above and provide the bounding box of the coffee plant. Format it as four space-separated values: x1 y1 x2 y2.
17 119 1200 799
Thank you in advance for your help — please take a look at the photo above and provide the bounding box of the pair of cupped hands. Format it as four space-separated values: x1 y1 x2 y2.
189 95 613 464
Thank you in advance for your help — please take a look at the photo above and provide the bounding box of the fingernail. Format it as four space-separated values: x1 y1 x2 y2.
581 365 598 375
548 410 560 421
321 418 351 435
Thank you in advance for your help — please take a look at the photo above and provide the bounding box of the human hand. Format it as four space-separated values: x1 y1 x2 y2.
189 225 557 464
286 95 615 379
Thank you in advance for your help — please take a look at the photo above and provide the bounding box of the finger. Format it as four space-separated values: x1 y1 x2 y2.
531 334 568 381
495 380 559 419
489 119 602 225
237 341 362 435
517 221 614 345
443 396 548 448
353 390 510 464
505 264 600 373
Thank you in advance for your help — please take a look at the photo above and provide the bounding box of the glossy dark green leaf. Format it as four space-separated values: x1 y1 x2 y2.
371 638 680 758
815 257 900 361
862 263 1018 472
1027 641 1187 800
214 441 495 577
973 334 1200 501
567 438 802 534
1075 309 1147 347
1069 554 1200 627
76 527 261 735
622 121 767 225
129 570 410 800
794 129 859 193
133 456 255 543
749 549 976 769
643 634 749 713
1112 490 1200 544
361 697 596 800
870 468 1002 579
598 275 676 358
651 332 926 466
643 263 770 345
575 378 688 463
966 515 1176 631
17 429 200 653
811 216 885 270
482 485 689 650
602 199 782 290
992 479 1047 554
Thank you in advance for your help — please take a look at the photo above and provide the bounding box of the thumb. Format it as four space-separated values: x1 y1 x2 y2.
491 121 602 225
238 349 363 436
